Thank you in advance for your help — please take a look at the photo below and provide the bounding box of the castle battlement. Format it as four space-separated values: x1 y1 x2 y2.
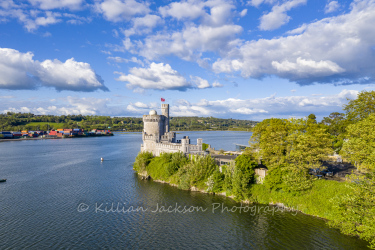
141 104 204 156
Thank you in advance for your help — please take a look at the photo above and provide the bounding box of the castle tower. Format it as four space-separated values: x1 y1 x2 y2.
161 104 169 133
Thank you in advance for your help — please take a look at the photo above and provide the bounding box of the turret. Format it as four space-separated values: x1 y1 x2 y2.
161 104 169 133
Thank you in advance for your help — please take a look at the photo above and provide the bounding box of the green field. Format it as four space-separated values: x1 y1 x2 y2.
25 122 67 130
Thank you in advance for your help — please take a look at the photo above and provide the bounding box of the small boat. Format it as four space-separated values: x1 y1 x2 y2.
0 179 6 183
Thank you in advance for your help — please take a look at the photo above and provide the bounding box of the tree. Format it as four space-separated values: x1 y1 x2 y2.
288 121 333 170
307 113 317 124
232 152 257 200
250 118 289 167
344 90 375 123
340 113 375 171
251 118 332 171
329 172 375 249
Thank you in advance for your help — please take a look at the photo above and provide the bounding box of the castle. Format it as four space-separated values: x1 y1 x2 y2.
141 104 204 156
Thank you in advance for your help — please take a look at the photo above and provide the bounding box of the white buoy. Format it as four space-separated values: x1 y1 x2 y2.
101 157 104 161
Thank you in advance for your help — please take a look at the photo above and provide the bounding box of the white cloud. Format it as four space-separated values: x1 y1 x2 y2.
115 62 218 91
191 76 210 89
115 0 242 62
213 81 223 87
259 0 307 31
168 89 360 119
272 57 345 77
25 11 62 31
249 0 276 8
136 24 243 60
0 47 107 91
0 90 361 119
240 9 248 17
285 23 307 35
123 14 163 37
213 0 375 85
116 62 190 91
107 56 144 65
159 0 205 20
95 0 149 22
27 0 84 10
159 0 235 26
0 4 89 31
325 1 340 13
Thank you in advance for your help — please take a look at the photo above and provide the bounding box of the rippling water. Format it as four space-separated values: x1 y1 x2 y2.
0 132 369 249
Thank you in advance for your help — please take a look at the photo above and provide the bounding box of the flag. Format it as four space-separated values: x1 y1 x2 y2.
161 98 165 102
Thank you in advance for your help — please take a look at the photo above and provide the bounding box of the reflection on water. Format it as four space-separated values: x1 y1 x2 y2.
0 132 369 249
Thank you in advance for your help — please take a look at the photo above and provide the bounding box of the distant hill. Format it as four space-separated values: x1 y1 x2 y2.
0 112 258 132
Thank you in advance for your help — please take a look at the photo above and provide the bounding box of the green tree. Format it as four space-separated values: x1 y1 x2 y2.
344 90 375 123
329 172 375 249
232 153 257 200
250 118 289 167
288 121 333 170
341 113 375 170
133 151 153 173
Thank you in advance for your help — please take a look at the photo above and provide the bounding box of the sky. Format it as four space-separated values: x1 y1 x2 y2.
0 0 375 121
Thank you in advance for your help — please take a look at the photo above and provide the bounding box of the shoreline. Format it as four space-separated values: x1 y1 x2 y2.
0 134 114 142
137 172 312 215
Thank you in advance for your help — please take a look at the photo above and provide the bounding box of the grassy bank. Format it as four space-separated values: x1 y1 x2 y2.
133 151 374 248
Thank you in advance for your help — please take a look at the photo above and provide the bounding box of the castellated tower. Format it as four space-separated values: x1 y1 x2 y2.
141 103 204 156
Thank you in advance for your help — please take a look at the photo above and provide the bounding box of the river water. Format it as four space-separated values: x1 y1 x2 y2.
0 131 369 249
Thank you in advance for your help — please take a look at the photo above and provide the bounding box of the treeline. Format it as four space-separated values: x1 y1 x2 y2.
0 113 257 132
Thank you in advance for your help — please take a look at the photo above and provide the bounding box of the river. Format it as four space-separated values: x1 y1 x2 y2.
0 131 369 249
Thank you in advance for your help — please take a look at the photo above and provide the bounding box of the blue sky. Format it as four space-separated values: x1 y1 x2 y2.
0 0 374 121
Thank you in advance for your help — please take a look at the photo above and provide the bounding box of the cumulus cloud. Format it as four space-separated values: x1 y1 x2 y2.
27 0 84 10
116 62 190 91
0 3 90 31
115 62 219 91
0 47 107 91
136 24 243 60
115 0 242 61
159 0 235 26
213 0 375 85
169 89 359 119
249 0 276 7
159 0 206 20
2 96 112 115
0 90 361 119
95 0 149 22
123 14 163 37
239 9 248 17
25 11 62 31
325 1 340 13
259 0 307 31
213 81 223 87
107 56 144 65
191 76 210 89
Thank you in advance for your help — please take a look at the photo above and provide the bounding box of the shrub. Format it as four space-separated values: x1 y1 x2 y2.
133 151 153 172
232 153 258 200
264 164 285 191
202 143 210 151
206 167 225 193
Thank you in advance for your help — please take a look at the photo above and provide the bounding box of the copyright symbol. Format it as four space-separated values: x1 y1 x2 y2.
77 203 89 212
